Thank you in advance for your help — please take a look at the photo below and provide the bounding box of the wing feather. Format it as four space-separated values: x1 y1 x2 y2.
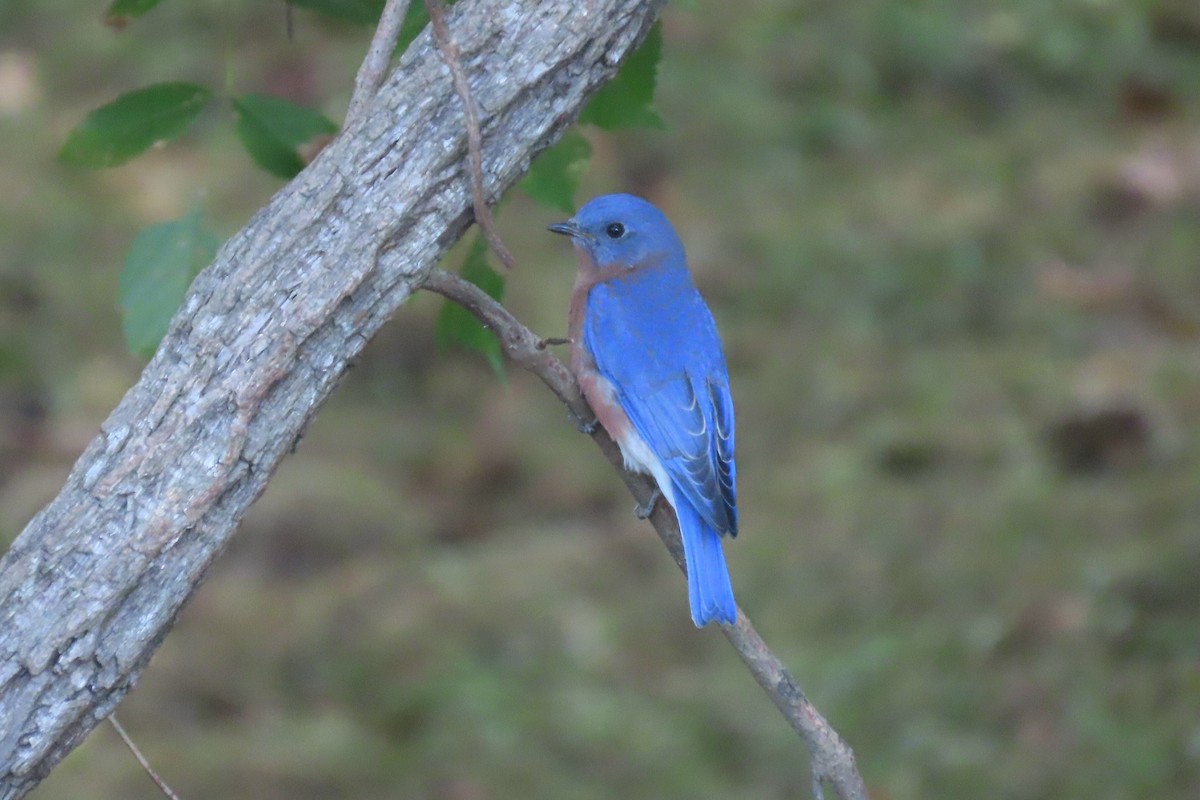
583 279 738 537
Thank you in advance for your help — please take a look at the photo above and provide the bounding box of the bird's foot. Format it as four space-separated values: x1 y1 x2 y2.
569 410 598 435
634 488 662 520
537 336 571 350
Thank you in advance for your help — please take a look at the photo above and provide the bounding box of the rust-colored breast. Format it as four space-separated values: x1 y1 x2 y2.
566 246 639 442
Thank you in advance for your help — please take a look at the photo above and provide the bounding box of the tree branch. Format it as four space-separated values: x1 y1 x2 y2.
107 715 182 800
0 1 664 796
425 0 516 270
422 268 869 800
345 0 413 126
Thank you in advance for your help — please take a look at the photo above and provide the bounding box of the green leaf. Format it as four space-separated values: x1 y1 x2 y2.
59 82 212 168
104 0 167 29
232 94 338 180
579 22 665 130
520 131 592 213
118 210 219 357
285 0 385 25
436 237 505 376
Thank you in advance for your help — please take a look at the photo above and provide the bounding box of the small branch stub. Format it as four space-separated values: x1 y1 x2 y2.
346 0 414 126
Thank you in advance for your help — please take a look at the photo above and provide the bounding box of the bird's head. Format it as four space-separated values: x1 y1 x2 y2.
548 193 684 272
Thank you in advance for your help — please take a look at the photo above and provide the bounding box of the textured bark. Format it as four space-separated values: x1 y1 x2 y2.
0 1 664 795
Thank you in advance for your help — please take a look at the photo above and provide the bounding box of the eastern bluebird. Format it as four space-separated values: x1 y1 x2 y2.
549 193 738 627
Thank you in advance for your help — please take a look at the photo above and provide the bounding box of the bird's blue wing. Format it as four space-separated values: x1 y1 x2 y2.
620 371 738 538
584 275 738 538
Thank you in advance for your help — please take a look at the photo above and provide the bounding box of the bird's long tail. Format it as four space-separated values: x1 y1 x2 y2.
674 496 737 627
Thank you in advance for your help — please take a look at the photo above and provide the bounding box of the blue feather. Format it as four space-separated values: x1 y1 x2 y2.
675 497 737 626
556 193 740 627
583 259 739 626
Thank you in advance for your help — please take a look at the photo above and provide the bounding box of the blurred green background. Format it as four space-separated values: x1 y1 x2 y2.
4 0 1200 798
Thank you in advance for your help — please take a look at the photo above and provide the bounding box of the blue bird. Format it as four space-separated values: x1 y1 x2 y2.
549 193 738 627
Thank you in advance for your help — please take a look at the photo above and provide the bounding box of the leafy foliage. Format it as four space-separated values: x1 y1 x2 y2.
104 0 166 29
578 22 664 130
232 94 339 180
519 131 592 214
58 82 212 168
59 0 661 361
436 236 505 376
285 0 386 26
118 210 220 356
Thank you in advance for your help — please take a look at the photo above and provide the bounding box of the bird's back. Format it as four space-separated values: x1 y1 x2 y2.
584 259 727 387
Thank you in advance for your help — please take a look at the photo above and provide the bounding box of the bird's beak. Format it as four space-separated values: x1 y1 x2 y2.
547 220 591 240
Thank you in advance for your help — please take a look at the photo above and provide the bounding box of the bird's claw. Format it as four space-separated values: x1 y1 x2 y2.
634 488 661 520
570 411 598 435
537 336 571 350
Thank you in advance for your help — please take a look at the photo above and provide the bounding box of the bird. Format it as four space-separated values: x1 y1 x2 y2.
549 193 738 627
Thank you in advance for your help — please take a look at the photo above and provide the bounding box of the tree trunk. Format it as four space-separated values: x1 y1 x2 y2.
0 1 664 795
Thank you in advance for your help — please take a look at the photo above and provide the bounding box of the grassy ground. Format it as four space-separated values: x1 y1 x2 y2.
3 0 1200 798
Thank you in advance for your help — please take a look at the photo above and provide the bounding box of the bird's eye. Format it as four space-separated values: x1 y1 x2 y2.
605 222 626 239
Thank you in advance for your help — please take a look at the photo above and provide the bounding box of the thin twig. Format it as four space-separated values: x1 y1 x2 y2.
108 714 183 800
424 0 517 270
422 267 869 800
346 0 413 126
423 268 593 422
